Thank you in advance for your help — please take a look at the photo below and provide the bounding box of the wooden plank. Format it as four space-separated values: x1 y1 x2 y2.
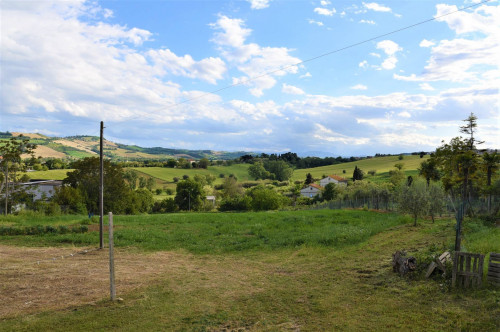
465 256 471 288
489 262 500 269
452 252 457 287
488 266 500 273
425 262 437 278
489 252 500 260
478 255 484 287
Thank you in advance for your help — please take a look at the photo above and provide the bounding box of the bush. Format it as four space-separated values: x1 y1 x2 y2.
219 196 252 212
152 198 178 213
155 188 163 195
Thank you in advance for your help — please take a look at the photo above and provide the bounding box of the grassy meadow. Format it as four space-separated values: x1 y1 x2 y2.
25 154 428 186
291 154 429 182
0 210 499 331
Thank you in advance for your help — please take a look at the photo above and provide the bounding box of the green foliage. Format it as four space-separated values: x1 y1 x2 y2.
249 186 284 211
152 198 178 213
129 188 154 214
248 161 270 180
221 177 244 199
389 169 405 186
64 157 133 214
219 196 252 212
322 183 339 201
52 186 87 214
427 182 445 222
397 180 430 226
175 179 204 211
352 166 364 181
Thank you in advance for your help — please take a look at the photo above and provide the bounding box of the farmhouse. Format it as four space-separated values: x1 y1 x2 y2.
300 183 322 198
320 175 348 187
18 180 63 201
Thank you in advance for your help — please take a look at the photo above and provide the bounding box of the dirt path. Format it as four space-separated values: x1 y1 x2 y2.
0 246 195 318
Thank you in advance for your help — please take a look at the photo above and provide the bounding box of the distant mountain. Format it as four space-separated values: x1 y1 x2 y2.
5 132 254 161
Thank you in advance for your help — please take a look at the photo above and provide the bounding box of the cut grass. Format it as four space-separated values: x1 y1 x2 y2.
0 217 497 331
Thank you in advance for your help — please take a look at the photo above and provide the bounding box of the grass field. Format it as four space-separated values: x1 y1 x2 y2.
132 164 252 184
0 210 498 331
25 155 427 187
292 154 429 182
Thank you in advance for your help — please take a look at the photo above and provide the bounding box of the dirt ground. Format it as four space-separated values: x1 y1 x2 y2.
0 245 193 318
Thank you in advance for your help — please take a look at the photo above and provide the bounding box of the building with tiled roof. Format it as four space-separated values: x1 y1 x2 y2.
319 175 348 187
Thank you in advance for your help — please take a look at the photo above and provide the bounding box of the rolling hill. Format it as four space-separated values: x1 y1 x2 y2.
2 132 252 161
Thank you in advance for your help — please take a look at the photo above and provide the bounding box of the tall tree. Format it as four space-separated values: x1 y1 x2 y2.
64 157 132 214
0 135 37 214
459 112 483 150
174 179 204 211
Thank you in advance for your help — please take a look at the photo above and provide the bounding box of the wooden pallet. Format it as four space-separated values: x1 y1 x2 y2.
487 253 500 287
452 252 484 288
425 251 451 278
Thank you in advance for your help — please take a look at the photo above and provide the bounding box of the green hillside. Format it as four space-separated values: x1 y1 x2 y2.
25 155 428 185
292 154 429 182
3 133 253 161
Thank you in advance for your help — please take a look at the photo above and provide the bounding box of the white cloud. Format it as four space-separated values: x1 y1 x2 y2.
147 49 226 84
282 83 305 95
395 4 500 83
320 0 331 6
376 40 402 70
377 40 402 55
363 2 392 12
308 19 324 26
351 84 368 90
370 52 381 58
210 15 301 96
210 15 251 48
419 83 435 91
359 60 368 68
398 111 411 118
300 72 312 78
419 39 435 48
360 19 376 24
314 7 336 16
247 0 271 10
314 124 370 145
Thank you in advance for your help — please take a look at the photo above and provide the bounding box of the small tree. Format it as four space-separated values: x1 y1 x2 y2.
305 173 313 185
428 182 445 223
322 183 338 201
397 180 429 226
352 166 364 181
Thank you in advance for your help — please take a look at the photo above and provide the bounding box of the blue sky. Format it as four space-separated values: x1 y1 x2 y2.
1 0 498 156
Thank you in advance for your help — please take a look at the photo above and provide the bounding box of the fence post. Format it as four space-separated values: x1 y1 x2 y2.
108 212 116 301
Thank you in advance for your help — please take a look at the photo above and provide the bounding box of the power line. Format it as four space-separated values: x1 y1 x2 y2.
123 0 492 121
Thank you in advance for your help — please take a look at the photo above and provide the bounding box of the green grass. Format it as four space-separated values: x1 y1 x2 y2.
292 155 429 182
27 169 72 180
1 211 498 331
132 164 252 184
0 210 410 253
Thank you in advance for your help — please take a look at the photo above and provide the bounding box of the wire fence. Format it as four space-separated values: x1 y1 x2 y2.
310 194 499 217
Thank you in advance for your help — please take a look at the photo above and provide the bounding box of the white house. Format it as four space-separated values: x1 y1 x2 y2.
300 183 322 198
319 175 348 187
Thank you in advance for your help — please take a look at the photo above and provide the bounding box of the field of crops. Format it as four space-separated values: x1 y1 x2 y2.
0 210 498 331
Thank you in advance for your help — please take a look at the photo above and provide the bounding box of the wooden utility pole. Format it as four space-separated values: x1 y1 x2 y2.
99 121 104 249
108 212 116 301
4 166 8 215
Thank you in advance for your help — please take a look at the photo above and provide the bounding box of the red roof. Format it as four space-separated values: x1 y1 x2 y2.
328 175 347 182
309 183 322 190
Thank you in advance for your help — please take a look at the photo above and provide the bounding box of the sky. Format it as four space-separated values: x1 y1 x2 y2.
1 0 499 157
